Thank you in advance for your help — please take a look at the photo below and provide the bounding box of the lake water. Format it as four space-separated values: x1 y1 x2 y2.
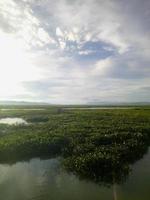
65 107 135 110
0 118 28 125
0 109 45 111
0 149 149 200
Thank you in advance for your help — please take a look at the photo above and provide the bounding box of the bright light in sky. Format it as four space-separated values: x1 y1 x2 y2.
0 31 41 98
0 0 150 104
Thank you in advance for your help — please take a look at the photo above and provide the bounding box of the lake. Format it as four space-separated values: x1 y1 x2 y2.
0 149 149 200
65 107 135 110
0 109 45 111
0 118 28 125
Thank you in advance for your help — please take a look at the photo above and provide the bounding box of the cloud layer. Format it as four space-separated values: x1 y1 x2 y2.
0 0 150 103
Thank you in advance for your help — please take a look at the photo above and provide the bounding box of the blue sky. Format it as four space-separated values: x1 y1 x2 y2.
0 0 150 104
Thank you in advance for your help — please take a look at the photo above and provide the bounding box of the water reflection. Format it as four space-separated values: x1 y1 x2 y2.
0 150 150 200
0 158 111 200
0 118 28 125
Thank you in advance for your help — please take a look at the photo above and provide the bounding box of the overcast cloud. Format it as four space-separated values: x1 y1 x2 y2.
0 0 150 104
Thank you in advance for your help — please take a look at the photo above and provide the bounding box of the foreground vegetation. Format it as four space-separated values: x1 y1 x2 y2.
0 106 150 185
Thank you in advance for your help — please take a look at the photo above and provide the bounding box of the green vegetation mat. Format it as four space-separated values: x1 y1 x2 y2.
0 106 150 185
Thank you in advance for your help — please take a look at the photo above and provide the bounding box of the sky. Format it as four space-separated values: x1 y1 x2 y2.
0 0 150 104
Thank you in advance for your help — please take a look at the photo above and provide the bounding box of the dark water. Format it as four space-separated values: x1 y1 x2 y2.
0 149 150 200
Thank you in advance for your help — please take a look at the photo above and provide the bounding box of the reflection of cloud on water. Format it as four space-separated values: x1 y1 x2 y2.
0 118 28 125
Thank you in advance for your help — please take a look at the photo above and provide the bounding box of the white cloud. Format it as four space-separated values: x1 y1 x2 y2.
93 58 113 76
38 28 56 44
78 50 96 55
47 0 130 54
56 27 64 37
67 31 76 42
0 0 150 103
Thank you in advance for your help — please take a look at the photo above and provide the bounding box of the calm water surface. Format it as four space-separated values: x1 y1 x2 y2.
65 107 135 110
0 109 45 111
0 149 150 200
0 118 28 125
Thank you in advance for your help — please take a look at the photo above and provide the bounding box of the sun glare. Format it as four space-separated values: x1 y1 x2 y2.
0 31 40 98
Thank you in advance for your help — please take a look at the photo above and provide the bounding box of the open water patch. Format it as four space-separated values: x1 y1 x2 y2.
0 118 28 125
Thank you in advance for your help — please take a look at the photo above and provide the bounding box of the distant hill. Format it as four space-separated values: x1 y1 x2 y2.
0 101 50 106
87 101 150 106
0 100 150 106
